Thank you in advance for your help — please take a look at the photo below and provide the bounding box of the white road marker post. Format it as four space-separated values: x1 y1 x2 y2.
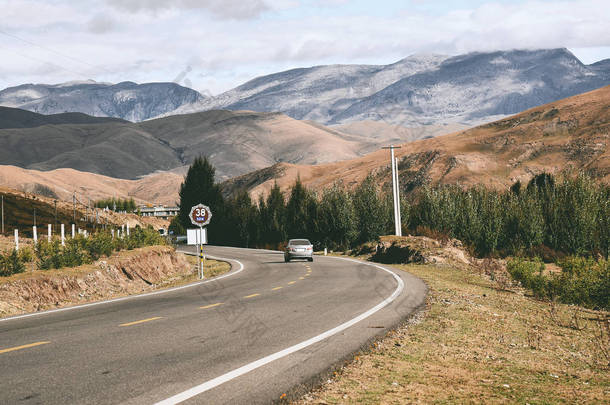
71 224 75 238
33 226 37 244
111 229 115 239
61 224 65 246
14 229 19 251
47 224 52 242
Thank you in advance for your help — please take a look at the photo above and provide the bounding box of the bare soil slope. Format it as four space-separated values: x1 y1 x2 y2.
0 166 182 206
0 186 170 239
225 85 610 198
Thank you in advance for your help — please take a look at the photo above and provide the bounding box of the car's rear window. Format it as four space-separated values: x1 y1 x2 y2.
289 239 311 245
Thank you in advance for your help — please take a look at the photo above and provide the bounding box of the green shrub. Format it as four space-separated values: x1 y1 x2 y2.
507 257 548 298
86 232 114 260
36 240 63 270
18 247 34 263
554 257 609 310
0 250 26 276
508 256 610 310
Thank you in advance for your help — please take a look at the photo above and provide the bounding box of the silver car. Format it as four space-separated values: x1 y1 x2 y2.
284 239 313 262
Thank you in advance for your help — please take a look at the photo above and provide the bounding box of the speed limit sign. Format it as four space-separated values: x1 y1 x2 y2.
189 204 212 227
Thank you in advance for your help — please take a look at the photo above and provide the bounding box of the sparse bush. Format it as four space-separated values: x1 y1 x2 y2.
0 226 166 277
86 232 114 260
507 257 548 298
18 247 34 263
0 249 26 276
508 256 609 310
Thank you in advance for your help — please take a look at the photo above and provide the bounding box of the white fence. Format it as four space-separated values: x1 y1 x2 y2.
10 224 131 251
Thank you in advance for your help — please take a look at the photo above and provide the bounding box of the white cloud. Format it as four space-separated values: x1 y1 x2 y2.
0 0 608 94
87 14 118 34
105 0 270 20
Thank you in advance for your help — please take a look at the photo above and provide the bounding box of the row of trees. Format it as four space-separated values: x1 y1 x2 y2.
173 157 610 259
171 157 394 250
411 174 610 257
94 197 137 212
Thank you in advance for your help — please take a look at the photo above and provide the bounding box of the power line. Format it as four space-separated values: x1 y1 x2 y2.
0 43 91 78
0 28 113 75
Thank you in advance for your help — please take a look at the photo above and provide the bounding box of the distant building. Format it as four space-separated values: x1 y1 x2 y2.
139 205 179 219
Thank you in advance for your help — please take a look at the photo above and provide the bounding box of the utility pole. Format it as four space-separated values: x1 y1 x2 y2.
33 208 36 227
1 195 4 235
73 192 76 224
382 145 402 236
54 199 58 231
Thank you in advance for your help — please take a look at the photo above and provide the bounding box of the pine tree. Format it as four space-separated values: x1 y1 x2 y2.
264 182 287 247
286 177 314 239
352 175 388 244
177 156 225 244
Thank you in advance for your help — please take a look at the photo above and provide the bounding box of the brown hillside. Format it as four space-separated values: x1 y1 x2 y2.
224 85 610 198
0 186 169 240
0 166 182 206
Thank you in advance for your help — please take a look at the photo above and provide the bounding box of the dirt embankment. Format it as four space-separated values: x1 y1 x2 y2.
0 246 192 318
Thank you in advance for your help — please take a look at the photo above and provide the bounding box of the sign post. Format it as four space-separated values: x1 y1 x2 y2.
189 204 212 279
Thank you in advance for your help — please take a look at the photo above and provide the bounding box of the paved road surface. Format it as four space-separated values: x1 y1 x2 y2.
0 246 427 404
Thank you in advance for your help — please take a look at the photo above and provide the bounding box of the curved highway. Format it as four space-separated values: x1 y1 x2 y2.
0 246 427 404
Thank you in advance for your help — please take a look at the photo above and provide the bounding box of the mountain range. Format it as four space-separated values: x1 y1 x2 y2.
2 85 607 205
0 80 203 122
171 49 609 127
0 106 408 180
1 49 607 131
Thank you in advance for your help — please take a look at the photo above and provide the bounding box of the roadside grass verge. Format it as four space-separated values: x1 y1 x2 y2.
296 263 609 404
180 253 231 280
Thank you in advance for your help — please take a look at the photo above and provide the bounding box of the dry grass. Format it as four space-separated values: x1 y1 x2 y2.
0 246 171 285
296 263 609 404
180 253 231 280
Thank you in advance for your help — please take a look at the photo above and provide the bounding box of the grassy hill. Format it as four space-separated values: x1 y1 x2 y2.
223 85 610 198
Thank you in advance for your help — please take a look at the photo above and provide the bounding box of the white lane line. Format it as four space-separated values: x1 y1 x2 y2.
0 253 244 323
156 257 404 405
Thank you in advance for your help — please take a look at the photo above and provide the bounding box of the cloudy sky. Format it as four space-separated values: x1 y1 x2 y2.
1 0 609 94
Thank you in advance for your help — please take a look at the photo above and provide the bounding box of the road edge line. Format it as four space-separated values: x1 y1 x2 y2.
0 253 244 323
155 257 404 405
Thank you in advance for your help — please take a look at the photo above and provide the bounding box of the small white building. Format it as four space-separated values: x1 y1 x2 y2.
139 205 179 220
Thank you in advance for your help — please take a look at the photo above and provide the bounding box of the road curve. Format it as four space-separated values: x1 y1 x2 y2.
0 246 427 404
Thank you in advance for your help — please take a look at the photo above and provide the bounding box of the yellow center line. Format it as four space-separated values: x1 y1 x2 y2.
299 277 305 280
0 341 50 354
272 286 283 291
305 274 311 277
244 293 260 299
119 317 162 327
200 303 223 309
287 281 296 285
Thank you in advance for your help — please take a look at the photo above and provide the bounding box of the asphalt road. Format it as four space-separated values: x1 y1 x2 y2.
0 246 427 404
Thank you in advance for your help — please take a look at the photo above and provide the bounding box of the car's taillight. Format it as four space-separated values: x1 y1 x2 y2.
307 246 312 250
